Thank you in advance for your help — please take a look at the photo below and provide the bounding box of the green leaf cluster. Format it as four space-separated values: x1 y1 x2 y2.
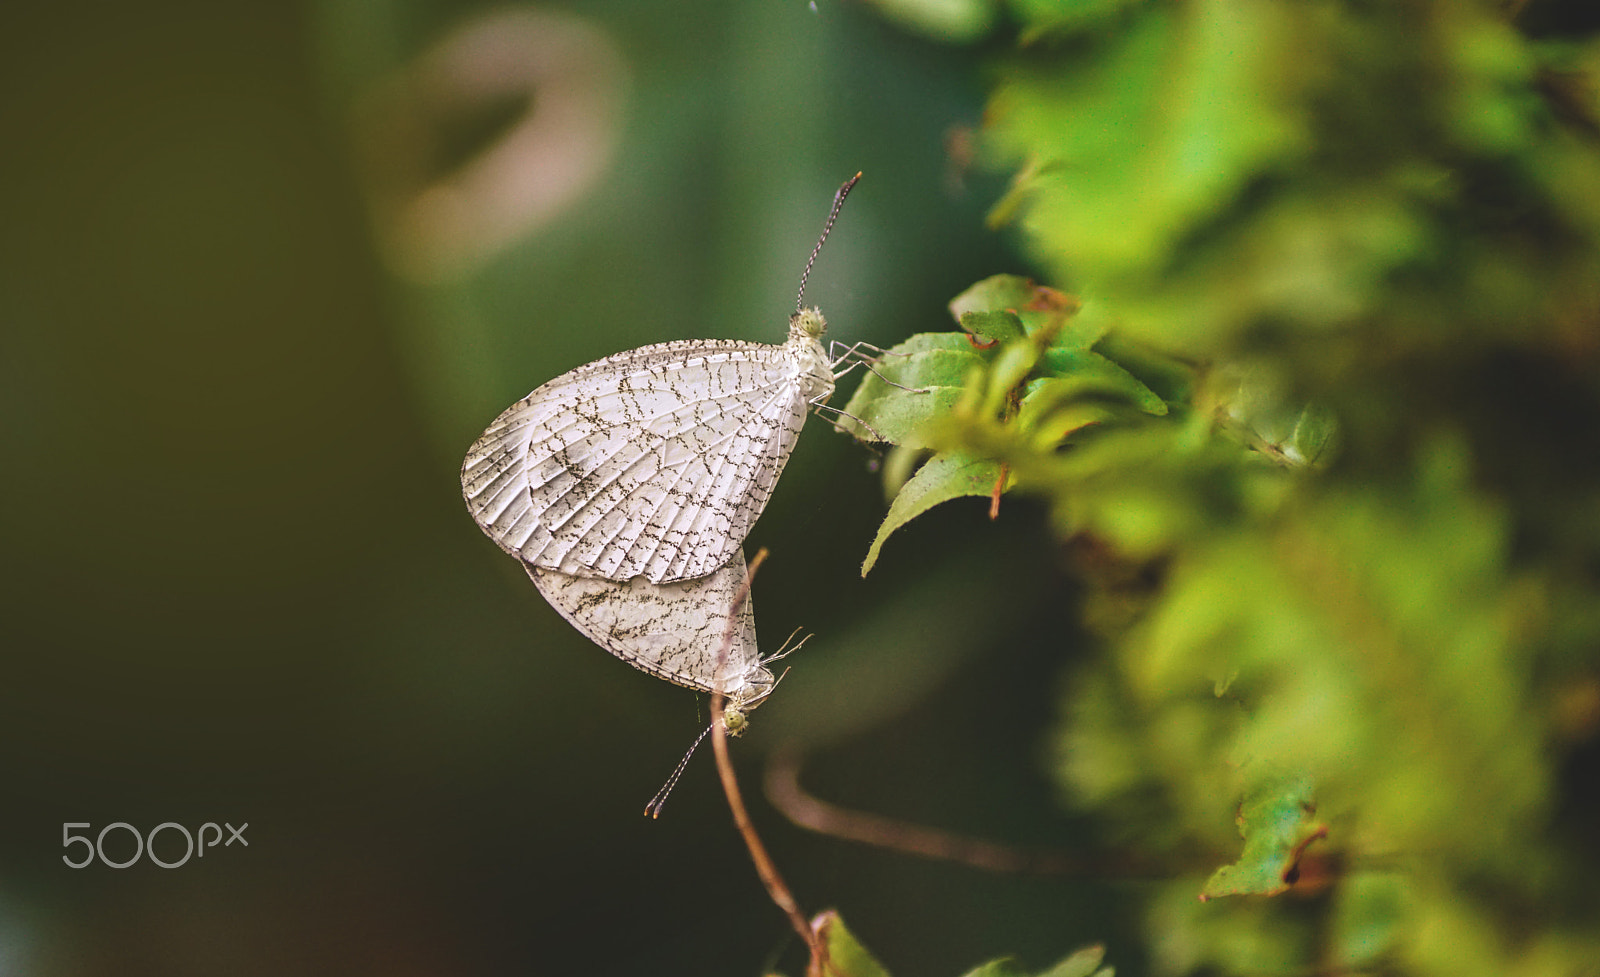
844 274 1172 574
806 911 1114 977
844 1 1600 975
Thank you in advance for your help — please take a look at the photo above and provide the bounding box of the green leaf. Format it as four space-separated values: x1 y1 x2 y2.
1014 395 1118 450
960 309 1027 345
879 332 990 358
956 947 1112 977
949 274 1098 345
1090 331 1194 403
862 453 1002 576
813 910 892 977
981 340 1042 415
1200 774 1326 901
1040 299 1111 351
948 274 1041 319
1282 402 1337 468
1033 349 1168 416
836 304 1156 449
957 959 1028 977
1037 944 1112 977
880 443 931 497
838 383 972 448
837 333 990 446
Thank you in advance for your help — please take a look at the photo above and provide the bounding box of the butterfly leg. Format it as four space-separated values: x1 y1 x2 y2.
813 399 888 443
829 341 932 394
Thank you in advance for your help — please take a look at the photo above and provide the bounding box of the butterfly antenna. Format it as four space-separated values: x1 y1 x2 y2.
796 172 862 314
644 721 714 819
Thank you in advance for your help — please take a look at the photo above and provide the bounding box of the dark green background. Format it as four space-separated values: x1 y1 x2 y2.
0 2 1116 974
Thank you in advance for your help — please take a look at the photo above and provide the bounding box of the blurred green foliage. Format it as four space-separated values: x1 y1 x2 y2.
849 1 1600 975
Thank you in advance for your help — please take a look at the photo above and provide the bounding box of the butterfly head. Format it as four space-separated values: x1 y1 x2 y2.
721 705 751 736
789 307 827 342
720 665 776 736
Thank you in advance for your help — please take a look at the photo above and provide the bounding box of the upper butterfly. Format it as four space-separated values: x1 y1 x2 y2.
462 173 861 584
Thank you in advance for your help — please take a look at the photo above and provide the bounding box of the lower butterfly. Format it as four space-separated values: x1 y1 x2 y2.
530 549 804 817
523 549 775 730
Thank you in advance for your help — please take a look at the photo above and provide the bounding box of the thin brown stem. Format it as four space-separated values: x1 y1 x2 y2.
709 549 828 977
764 741 1173 880
989 462 1008 520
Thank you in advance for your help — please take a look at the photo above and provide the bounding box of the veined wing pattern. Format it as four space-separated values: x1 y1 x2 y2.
462 336 833 583
524 549 774 710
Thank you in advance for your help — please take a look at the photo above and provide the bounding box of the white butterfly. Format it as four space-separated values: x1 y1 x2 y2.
523 549 775 725
461 174 860 585
463 316 833 583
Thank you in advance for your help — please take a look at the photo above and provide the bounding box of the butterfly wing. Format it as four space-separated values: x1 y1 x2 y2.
463 339 811 583
526 550 774 707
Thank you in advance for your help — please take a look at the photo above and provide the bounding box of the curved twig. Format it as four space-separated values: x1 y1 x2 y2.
709 550 829 977
765 741 1170 880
